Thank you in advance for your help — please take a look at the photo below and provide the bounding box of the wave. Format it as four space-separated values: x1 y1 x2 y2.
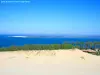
8 36 28 38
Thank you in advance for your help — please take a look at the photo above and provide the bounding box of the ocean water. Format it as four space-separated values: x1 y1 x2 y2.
0 35 100 47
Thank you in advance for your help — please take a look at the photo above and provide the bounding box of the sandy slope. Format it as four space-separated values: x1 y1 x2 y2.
0 49 100 75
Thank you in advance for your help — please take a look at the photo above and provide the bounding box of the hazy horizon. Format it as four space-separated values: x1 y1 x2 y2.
0 33 100 37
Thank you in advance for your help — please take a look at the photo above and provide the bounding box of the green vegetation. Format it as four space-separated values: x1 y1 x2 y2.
0 43 74 51
0 41 100 55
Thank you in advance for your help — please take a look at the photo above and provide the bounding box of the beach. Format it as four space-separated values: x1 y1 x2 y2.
0 49 100 75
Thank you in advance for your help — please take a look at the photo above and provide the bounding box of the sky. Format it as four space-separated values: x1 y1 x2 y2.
0 0 100 35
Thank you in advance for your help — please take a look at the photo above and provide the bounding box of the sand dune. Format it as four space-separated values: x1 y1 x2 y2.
0 49 100 75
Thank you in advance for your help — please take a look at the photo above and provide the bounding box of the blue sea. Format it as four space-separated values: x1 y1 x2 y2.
0 35 100 47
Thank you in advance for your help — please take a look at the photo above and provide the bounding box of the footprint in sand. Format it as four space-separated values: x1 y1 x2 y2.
80 56 85 60
25 56 30 58
8 56 16 59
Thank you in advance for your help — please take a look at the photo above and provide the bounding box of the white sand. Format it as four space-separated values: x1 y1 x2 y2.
0 49 100 75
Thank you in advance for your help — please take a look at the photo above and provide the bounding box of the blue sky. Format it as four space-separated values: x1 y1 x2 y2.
0 0 100 35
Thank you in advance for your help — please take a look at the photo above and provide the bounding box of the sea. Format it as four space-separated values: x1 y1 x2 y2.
0 35 100 47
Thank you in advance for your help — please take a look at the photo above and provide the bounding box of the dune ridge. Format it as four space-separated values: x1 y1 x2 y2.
0 49 100 75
